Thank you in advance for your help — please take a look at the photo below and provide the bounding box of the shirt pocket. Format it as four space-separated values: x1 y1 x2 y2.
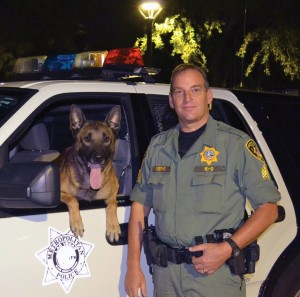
191 172 225 214
147 173 170 213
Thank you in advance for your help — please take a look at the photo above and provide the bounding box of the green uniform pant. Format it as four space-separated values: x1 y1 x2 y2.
152 262 246 297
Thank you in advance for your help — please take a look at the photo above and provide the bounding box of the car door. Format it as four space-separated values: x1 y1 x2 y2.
0 87 152 297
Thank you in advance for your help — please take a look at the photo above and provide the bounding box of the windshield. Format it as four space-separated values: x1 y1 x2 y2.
0 88 37 127
233 90 300 214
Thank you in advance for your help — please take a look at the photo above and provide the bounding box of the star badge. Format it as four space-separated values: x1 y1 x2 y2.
35 227 94 294
200 146 220 165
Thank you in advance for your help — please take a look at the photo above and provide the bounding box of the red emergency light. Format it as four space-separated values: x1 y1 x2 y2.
103 47 145 67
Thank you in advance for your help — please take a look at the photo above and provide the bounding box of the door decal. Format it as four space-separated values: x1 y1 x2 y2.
36 227 94 294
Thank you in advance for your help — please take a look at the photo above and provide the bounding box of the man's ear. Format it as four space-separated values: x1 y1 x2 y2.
207 88 213 105
69 104 86 136
169 94 174 109
105 105 121 136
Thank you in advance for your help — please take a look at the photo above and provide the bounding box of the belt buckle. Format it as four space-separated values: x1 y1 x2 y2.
177 247 192 264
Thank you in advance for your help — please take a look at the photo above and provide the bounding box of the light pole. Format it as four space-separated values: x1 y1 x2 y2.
139 1 162 66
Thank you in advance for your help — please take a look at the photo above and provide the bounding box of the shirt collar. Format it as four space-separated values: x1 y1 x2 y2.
159 116 218 159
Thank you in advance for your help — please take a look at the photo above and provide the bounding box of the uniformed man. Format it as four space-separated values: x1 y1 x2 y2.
125 64 280 297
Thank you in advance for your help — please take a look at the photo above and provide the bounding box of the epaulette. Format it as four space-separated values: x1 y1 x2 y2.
216 121 249 140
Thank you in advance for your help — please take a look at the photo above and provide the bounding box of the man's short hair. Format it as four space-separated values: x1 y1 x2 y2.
170 64 210 93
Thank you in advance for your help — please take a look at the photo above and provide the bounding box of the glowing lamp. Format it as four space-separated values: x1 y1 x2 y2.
139 2 162 20
138 1 162 66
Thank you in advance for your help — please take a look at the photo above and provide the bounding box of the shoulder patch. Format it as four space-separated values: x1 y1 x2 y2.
246 139 265 162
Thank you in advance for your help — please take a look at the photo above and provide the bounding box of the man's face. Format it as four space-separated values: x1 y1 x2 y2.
169 68 213 132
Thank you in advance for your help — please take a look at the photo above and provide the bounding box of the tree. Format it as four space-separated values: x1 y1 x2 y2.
134 15 223 71
237 29 300 81
136 0 300 90
0 48 15 77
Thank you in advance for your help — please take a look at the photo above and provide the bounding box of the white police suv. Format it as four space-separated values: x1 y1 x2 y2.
0 48 298 297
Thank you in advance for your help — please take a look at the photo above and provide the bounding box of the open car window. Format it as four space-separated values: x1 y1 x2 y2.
6 94 132 214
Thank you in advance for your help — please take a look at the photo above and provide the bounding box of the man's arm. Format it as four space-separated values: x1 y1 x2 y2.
125 201 151 297
190 202 278 275
231 202 278 248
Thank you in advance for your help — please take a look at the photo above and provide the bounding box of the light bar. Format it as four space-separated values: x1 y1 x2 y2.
10 47 160 82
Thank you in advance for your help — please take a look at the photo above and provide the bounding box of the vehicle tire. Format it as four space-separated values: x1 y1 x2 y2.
269 253 300 297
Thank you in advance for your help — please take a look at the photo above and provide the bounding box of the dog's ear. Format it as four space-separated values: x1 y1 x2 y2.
69 104 86 136
105 105 121 136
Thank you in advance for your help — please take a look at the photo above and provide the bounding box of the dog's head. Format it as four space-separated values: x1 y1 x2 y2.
69 104 121 189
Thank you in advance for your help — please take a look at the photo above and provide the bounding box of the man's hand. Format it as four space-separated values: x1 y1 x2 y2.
189 242 232 275
125 265 147 297
125 202 151 296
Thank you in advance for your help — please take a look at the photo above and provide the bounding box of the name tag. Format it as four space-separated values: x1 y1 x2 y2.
194 166 225 172
152 166 171 172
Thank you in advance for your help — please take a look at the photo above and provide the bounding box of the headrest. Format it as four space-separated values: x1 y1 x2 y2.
20 123 50 150
113 138 130 161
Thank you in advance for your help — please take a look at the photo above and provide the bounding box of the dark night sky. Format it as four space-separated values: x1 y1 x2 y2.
0 0 144 53
0 0 299 90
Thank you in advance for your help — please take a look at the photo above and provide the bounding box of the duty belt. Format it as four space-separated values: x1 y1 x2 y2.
143 217 260 276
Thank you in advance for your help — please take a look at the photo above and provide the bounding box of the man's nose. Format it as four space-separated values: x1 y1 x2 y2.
183 90 192 101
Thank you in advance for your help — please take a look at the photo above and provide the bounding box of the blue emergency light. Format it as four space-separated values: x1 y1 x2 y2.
43 54 76 71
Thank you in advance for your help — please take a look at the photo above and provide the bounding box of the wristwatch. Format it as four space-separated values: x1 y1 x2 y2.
225 238 241 257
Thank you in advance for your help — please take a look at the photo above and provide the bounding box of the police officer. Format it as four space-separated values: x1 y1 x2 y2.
125 64 280 297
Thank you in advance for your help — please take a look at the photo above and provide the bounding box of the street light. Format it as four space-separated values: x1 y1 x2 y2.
139 1 162 66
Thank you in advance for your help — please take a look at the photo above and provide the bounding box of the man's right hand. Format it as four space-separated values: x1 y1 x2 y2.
125 266 147 297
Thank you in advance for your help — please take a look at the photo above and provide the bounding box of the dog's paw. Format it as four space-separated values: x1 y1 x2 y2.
106 223 121 242
70 217 85 238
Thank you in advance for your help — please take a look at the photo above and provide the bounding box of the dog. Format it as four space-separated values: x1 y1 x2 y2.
58 104 121 241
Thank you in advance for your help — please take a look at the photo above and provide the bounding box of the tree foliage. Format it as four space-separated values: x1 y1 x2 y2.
237 29 300 80
0 48 15 77
134 15 223 71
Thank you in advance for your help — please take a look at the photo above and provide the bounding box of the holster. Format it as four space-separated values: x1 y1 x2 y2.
226 239 260 275
143 218 168 273
244 239 260 274
142 217 202 273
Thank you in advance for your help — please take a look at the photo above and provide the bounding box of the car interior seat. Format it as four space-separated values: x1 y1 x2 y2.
10 122 60 163
112 134 132 195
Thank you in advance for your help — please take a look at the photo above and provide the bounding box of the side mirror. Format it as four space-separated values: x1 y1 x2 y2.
0 162 60 208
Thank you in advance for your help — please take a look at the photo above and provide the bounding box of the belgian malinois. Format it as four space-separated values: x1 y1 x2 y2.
58 104 121 241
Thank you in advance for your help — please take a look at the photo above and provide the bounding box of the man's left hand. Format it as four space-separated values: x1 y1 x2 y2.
189 242 232 275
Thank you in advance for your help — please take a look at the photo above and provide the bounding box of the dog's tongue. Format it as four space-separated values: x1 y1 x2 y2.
89 164 102 190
